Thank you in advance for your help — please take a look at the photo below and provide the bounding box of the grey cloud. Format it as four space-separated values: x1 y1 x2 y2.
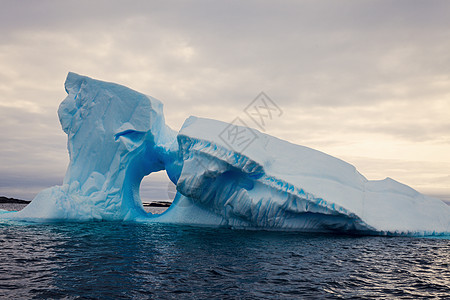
4 1 449 109
339 156 450 198
266 100 450 146
0 106 67 176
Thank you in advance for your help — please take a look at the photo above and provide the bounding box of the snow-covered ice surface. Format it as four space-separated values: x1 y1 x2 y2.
153 117 450 235
2 73 449 236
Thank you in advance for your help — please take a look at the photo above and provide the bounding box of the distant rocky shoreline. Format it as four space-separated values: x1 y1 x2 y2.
0 196 31 204
142 201 172 207
1 195 171 207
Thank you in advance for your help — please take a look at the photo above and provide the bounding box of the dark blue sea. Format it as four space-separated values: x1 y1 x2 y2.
1 212 449 299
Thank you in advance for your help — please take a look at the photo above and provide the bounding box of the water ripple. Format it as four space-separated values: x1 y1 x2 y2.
0 222 449 299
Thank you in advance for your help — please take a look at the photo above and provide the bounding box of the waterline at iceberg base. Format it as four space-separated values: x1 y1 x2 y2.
1 72 449 236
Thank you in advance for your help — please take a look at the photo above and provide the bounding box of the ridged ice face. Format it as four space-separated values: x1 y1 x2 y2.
59 73 157 185
155 117 450 235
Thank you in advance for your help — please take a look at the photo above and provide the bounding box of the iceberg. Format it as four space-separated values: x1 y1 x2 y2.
154 117 450 235
7 72 180 221
2 73 449 236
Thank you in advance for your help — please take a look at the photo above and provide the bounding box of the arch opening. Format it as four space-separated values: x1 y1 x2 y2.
139 171 176 215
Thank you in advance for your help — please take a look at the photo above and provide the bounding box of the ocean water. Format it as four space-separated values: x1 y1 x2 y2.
0 208 449 299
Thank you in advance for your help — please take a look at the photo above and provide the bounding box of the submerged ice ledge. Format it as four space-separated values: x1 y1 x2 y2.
1 73 449 236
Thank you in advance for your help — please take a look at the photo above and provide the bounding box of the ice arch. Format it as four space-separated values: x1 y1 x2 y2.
12 73 181 221
1 73 449 236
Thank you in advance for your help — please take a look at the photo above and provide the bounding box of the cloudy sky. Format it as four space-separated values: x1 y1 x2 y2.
1 1 449 203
